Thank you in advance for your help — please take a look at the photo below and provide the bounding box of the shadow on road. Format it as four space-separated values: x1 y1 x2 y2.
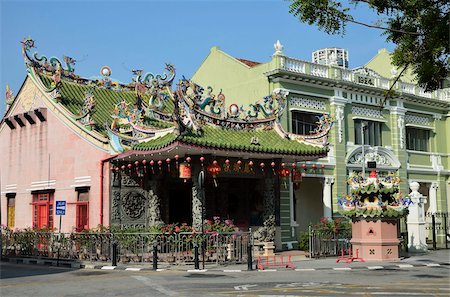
0 261 77 279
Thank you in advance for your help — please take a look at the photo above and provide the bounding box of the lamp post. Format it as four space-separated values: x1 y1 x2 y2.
361 121 368 177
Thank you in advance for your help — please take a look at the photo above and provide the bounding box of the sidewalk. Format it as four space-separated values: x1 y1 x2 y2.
79 248 450 272
4 249 449 272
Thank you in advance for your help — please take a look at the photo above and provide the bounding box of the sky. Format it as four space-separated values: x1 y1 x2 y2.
0 0 395 115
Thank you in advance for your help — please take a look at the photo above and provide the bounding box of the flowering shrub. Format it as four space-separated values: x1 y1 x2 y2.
313 217 350 233
202 216 239 233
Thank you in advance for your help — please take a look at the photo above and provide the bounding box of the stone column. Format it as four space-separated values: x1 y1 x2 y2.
192 168 204 231
322 177 334 219
428 182 438 214
407 181 428 253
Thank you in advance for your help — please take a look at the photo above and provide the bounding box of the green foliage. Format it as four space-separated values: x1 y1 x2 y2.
288 0 449 92
298 231 309 251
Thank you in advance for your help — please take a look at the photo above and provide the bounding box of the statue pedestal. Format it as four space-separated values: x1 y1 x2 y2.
263 242 275 256
351 218 400 261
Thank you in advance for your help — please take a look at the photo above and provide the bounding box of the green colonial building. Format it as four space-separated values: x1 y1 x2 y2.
192 42 450 248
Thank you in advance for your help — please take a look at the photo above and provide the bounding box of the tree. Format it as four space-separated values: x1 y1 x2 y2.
288 0 449 92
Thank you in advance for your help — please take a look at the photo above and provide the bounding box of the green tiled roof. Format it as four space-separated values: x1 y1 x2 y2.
39 75 174 134
133 125 328 156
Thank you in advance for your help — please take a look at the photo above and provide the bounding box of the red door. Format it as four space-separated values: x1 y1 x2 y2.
37 204 49 229
76 204 88 231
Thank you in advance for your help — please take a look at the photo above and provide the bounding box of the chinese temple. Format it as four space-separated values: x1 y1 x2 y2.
1 38 332 248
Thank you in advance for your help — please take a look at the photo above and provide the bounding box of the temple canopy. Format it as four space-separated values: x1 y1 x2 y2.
18 37 332 161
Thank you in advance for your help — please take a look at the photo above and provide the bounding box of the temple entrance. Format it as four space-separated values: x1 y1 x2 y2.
205 177 264 229
168 179 192 224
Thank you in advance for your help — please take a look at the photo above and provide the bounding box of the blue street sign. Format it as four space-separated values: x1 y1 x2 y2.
55 201 66 215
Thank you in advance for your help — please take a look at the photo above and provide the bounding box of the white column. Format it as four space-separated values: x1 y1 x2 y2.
407 182 428 252
428 182 438 214
323 177 334 219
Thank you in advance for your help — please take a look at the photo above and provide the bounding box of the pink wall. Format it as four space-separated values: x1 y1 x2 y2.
1 78 112 232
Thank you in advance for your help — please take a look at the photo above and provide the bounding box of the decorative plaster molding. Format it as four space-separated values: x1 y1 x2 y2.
346 146 401 169
324 177 335 185
351 106 384 119
335 105 344 143
405 114 432 126
397 115 405 149
290 97 326 110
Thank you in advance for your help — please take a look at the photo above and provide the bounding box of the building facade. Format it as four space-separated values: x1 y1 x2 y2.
192 42 450 248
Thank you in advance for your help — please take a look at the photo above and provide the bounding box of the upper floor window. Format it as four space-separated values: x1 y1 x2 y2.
291 111 320 135
354 120 382 146
406 127 429 151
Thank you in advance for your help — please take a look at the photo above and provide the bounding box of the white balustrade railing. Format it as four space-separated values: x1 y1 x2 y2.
310 64 329 78
401 82 416 94
280 57 449 101
284 58 306 74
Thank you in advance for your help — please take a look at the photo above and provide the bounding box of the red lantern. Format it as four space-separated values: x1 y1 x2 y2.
186 156 191 163
236 160 242 172
302 163 307 170
207 161 221 187
321 164 325 169
278 167 291 189
224 159 231 172
179 162 192 181
271 161 276 175
135 161 139 175
259 162 265 171
174 155 179 169
312 164 317 170
291 162 296 168
150 160 155 174
121 165 125 171
166 158 171 171
158 160 163 173
142 159 147 173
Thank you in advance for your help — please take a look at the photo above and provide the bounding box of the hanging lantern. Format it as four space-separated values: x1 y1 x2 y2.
150 160 155 174
259 162 265 173
291 162 296 168
224 159 231 172
179 162 192 181
166 158 171 172
158 160 163 173
312 164 317 171
121 165 126 171
236 160 242 172
127 163 132 175
134 161 140 175
278 167 291 189
186 156 191 163
142 159 147 173
292 168 302 185
321 164 325 169
174 155 180 169
207 160 221 187
200 156 205 169
271 161 276 175
302 163 307 171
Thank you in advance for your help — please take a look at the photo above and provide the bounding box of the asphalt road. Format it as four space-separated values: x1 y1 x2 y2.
1 262 449 297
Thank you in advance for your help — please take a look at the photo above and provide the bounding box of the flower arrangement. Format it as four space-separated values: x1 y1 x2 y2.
338 171 412 218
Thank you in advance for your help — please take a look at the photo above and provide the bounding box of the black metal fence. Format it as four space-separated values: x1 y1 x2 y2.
309 226 352 258
1 230 251 265
426 212 449 250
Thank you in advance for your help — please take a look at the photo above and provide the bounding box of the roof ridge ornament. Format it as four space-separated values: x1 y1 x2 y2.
5 84 15 111
273 40 284 56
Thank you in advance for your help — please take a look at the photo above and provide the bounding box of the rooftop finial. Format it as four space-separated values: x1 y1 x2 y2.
273 40 284 56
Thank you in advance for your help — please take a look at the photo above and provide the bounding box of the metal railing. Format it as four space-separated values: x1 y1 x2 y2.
426 212 449 249
309 226 351 258
1 231 251 265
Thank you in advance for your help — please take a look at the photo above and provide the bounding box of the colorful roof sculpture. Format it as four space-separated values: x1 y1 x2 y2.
16 38 332 159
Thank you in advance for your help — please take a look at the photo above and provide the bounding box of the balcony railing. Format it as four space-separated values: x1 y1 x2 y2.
279 56 449 102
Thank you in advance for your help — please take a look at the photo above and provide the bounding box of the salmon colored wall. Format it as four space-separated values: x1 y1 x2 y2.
1 78 111 232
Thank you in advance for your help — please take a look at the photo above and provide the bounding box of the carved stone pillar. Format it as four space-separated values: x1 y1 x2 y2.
323 177 334 218
147 189 162 226
192 168 205 231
